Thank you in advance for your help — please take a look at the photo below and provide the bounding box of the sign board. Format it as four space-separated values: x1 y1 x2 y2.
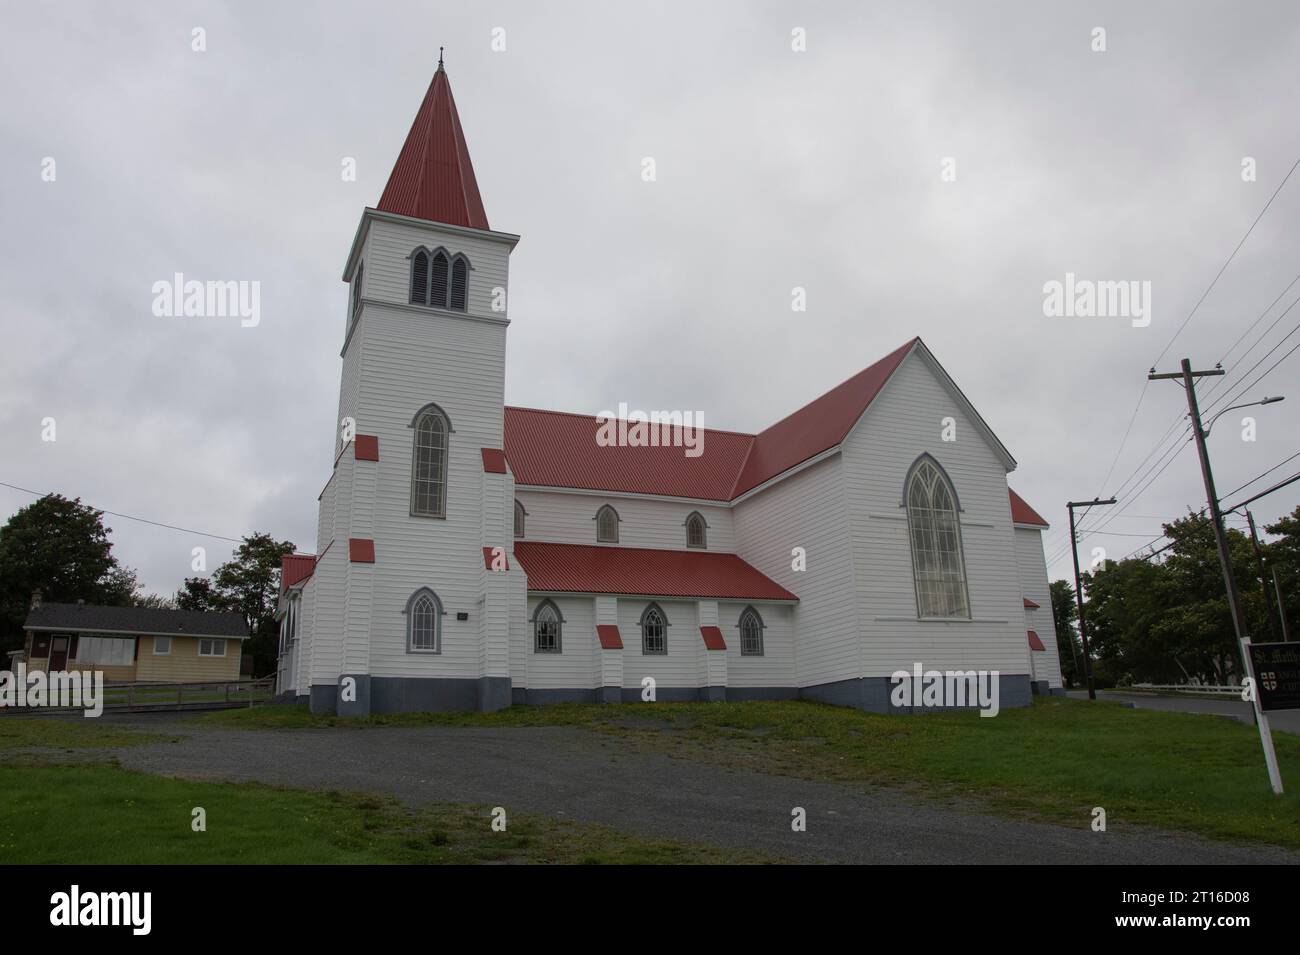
1248 642 1300 712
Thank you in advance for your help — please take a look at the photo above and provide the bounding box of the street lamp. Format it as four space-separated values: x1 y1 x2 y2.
1203 396 1284 438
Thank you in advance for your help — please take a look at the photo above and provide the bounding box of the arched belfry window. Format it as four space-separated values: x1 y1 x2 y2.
641 603 668 655
410 403 452 518
595 505 620 543
406 588 443 653
533 599 562 654
904 455 970 618
409 247 471 311
685 511 707 549
738 606 765 656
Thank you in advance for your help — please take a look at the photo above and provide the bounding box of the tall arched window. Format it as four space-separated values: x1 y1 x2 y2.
533 599 562 653
905 456 970 618
641 603 668 655
685 511 707 549
409 250 428 304
595 505 620 543
406 588 443 653
410 404 451 517
738 606 764 656
450 256 468 311
513 499 526 539
430 250 449 307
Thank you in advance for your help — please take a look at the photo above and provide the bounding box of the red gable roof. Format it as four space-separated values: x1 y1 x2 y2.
503 339 920 502
513 541 798 601
1009 489 1049 527
1023 597 1040 609
280 554 317 594
731 338 916 497
377 64 489 230
1027 630 1046 651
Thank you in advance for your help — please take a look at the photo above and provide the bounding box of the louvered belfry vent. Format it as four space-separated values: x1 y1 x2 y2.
450 257 468 310
430 251 450 307
410 249 429 304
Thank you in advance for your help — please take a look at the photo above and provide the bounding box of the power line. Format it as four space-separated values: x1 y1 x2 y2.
0 480 244 544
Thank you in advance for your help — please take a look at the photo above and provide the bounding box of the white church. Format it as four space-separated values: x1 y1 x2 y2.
275 62 1065 715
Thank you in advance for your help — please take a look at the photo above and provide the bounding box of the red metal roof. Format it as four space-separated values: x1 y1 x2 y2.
1023 597 1040 609
596 624 624 650
513 541 798 601
502 339 920 502
481 448 507 474
349 539 376 563
699 625 727 650
377 65 489 230
354 435 379 461
280 554 317 594
731 339 917 497
1010 489 1049 526
1027 630 1046 651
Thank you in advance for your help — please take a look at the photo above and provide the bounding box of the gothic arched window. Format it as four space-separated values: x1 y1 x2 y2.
738 606 764 656
905 456 970 618
533 599 562 654
410 403 451 518
641 603 668 655
595 505 620 543
685 512 707 549
406 588 443 653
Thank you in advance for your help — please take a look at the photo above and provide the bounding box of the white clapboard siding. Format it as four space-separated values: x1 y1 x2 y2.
1016 526 1064 687
619 599 704 691
718 601 796 687
514 490 734 552
733 455 854 688
523 596 596 689
842 351 1029 679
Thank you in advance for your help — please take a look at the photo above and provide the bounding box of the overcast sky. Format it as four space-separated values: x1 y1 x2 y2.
2 0 1298 599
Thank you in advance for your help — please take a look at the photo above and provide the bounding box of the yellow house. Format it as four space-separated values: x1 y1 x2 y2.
22 600 250 683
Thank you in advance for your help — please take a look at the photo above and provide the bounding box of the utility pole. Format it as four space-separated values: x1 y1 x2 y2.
1272 566 1292 641
1067 497 1115 700
1243 509 1282 642
1149 359 1284 794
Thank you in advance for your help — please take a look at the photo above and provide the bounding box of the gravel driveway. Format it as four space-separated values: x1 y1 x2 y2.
103 714 1298 865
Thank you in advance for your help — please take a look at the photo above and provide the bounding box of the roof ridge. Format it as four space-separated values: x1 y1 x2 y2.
505 405 757 439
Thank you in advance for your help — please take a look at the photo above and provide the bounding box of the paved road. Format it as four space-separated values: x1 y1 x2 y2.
97 713 1298 865
1070 690 1300 734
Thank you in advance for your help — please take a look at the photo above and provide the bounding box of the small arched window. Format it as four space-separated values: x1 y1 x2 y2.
410 404 451 518
409 250 428 305
514 499 526 539
450 257 468 311
406 588 443 653
596 505 620 543
905 455 970 618
738 606 764 656
685 511 707 549
533 599 562 653
641 603 668 655
430 251 449 307
350 261 364 321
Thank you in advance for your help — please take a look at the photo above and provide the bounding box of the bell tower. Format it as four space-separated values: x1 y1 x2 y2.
300 55 525 715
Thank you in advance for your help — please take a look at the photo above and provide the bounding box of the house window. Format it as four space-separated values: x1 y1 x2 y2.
198 638 227 657
596 505 620 543
406 589 442 653
350 260 364 321
153 636 172 655
685 511 707 549
410 404 451 517
76 636 134 666
641 603 668 655
514 499 526 539
738 606 764 656
533 600 562 653
905 456 971 618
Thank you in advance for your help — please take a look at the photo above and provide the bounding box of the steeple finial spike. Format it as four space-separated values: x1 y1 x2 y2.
437 47 444 71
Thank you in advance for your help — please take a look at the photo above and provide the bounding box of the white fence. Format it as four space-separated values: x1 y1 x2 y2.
1128 683 1241 696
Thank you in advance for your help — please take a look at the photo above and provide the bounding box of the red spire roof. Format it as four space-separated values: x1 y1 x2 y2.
377 63 490 230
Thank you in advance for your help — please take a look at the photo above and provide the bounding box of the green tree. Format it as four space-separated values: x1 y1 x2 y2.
210 533 296 676
1263 506 1300 639
1049 579 1080 686
174 576 229 612
0 494 140 651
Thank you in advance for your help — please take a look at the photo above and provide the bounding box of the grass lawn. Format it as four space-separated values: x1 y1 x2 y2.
0 717 773 864
202 697 1300 849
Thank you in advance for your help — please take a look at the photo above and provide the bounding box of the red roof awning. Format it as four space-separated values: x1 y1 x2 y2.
700 626 727 650
1010 489 1049 527
280 554 317 594
513 541 798 602
596 625 623 650
481 448 507 474
1023 597 1040 609
1027 630 1046 651
483 546 509 571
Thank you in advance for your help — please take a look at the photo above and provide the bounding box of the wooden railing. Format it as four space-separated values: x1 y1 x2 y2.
1127 683 1243 696
97 677 276 711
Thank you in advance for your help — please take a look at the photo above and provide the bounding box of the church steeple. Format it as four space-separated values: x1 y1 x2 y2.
376 56 490 230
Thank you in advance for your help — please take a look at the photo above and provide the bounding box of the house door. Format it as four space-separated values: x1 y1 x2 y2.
49 636 69 670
